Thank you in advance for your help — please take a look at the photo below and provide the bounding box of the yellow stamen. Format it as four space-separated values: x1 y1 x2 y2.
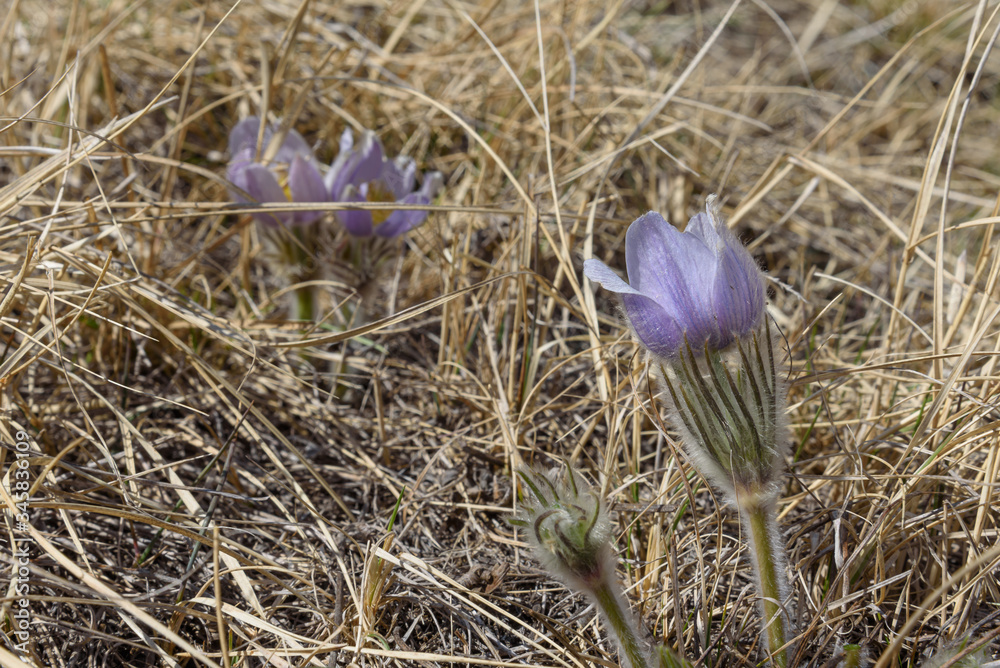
366 183 395 226
276 166 293 202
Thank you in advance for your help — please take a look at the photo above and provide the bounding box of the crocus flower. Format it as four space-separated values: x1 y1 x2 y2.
586 197 792 666
326 129 441 238
583 197 765 359
227 116 328 227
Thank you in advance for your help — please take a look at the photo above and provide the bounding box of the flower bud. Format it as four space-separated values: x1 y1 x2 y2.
512 466 662 668
510 467 614 591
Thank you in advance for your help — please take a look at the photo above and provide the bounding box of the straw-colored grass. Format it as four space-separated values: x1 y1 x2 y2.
2 0 999 666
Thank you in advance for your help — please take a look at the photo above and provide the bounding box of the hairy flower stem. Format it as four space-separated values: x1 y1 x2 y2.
840 645 862 668
294 284 315 322
280 228 317 324
742 498 790 668
591 580 649 668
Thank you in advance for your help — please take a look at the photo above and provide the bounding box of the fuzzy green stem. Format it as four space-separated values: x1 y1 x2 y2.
280 227 316 324
294 285 315 322
841 645 861 668
743 499 789 668
591 580 649 668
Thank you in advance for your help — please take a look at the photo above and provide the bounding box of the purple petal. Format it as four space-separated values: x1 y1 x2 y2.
271 127 314 164
419 171 443 200
231 117 316 164
625 212 716 323
288 156 328 225
381 157 416 198
229 117 262 155
234 163 290 227
327 130 386 200
350 132 385 184
584 259 685 357
226 165 251 205
684 211 719 247
583 258 642 296
241 164 285 202
335 186 374 236
338 128 355 154
375 192 429 238
325 129 355 198
337 208 375 236
620 293 687 357
226 147 257 186
712 228 765 343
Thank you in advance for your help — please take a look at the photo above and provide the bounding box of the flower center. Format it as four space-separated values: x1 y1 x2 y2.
273 166 294 202
366 182 395 226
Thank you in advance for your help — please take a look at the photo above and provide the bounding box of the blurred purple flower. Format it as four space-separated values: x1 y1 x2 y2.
326 129 442 238
584 197 765 358
227 116 328 227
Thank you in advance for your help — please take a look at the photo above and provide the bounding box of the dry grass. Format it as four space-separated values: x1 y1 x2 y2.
2 0 1000 666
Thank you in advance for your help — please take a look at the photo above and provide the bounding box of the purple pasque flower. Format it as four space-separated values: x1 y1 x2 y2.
227 116 328 227
584 196 765 358
326 129 442 238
